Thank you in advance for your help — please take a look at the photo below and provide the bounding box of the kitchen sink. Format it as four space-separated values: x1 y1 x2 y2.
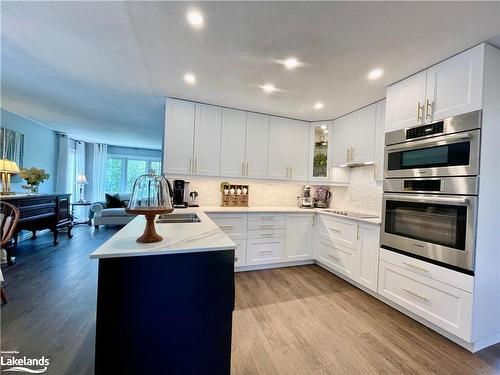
156 213 201 223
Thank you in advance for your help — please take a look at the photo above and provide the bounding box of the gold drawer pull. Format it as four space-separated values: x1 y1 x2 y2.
327 227 341 232
403 262 428 273
219 226 234 230
402 288 429 301
261 224 274 228
259 249 275 254
261 233 274 236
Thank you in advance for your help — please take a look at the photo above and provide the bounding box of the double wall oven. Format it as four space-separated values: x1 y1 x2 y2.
381 111 481 273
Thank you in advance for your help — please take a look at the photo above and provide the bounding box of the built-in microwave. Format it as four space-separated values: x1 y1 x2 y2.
384 111 481 179
381 177 478 273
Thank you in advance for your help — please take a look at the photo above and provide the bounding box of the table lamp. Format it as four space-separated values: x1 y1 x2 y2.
76 174 88 202
0 159 20 195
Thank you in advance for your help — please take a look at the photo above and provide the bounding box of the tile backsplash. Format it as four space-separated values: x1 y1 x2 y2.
178 165 382 215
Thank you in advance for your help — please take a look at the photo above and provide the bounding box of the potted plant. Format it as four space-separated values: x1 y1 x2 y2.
19 167 50 194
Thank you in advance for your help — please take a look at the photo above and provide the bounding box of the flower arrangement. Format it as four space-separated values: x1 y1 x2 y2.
20 167 50 194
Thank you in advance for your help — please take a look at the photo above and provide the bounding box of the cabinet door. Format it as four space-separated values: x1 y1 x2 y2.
194 104 222 176
268 117 291 180
386 71 427 131
220 108 247 178
284 213 314 261
374 100 386 182
357 223 380 292
246 113 269 179
164 98 195 175
353 104 377 164
332 113 355 166
425 45 484 123
309 122 332 182
288 120 310 181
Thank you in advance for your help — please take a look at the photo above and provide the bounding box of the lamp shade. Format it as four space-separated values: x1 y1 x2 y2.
76 174 88 184
0 159 20 174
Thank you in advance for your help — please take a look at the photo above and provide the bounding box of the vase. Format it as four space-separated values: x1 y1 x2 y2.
29 185 39 194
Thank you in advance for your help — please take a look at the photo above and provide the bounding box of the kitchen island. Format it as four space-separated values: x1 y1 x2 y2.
90 209 236 375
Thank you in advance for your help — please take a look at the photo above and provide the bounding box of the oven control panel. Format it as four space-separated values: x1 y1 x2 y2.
403 179 441 192
406 122 444 140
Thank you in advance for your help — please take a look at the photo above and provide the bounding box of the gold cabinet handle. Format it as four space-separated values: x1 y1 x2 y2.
403 262 429 273
425 98 433 120
346 148 350 163
416 102 424 123
246 162 249 177
356 224 360 240
289 165 293 179
402 288 429 301
351 147 355 163
242 162 245 177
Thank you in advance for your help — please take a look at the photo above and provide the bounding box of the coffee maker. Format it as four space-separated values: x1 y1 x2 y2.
172 180 189 208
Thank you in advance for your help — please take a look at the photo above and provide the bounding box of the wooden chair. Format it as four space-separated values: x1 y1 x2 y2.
1 201 20 304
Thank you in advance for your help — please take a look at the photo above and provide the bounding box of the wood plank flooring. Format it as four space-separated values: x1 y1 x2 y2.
1 227 499 374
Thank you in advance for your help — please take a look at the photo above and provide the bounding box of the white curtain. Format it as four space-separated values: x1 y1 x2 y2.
89 143 108 202
56 134 69 193
75 141 86 199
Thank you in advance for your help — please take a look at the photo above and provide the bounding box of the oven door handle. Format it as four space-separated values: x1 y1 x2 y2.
383 194 470 206
385 131 474 152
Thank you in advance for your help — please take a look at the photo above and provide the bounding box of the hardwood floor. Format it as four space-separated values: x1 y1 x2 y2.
1 227 499 374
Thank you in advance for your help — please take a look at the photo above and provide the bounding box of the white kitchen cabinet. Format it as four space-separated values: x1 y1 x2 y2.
386 45 484 132
356 223 380 292
268 117 309 181
164 98 195 175
193 103 222 176
316 235 358 279
268 117 291 180
233 240 247 267
245 113 270 179
374 100 386 182
386 71 427 132
284 213 314 261
220 108 247 178
288 120 310 181
425 45 484 123
352 104 377 164
309 121 332 182
332 112 355 166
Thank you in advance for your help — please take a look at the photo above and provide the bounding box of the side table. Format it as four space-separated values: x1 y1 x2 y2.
71 201 92 226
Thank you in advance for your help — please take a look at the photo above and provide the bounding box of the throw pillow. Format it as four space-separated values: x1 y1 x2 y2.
121 199 130 208
105 193 123 208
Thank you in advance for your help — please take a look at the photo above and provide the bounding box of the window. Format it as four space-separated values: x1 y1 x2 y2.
105 157 161 193
67 148 76 198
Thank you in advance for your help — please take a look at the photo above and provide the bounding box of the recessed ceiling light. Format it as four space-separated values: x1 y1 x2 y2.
187 9 204 29
320 124 327 130
184 73 196 85
368 68 383 80
323 129 329 134
260 83 276 93
314 102 324 110
276 57 302 70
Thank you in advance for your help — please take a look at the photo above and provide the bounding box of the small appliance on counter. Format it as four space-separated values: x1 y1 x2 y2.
314 186 332 208
172 179 191 208
188 190 199 207
297 185 314 209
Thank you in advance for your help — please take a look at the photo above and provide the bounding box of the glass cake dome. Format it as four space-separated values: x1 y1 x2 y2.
127 170 173 212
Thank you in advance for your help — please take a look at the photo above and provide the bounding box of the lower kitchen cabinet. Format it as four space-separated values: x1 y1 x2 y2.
316 234 358 278
356 223 380 292
232 240 246 268
284 213 314 261
378 249 473 341
246 238 284 265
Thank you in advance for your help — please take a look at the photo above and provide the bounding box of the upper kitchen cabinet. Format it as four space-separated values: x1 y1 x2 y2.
386 44 484 131
193 104 222 176
220 108 247 178
332 103 377 166
245 112 270 179
374 100 386 182
385 71 427 132
164 98 195 175
308 121 332 182
268 117 309 181
425 45 484 123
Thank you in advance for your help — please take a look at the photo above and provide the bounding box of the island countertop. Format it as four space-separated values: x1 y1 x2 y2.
90 208 235 259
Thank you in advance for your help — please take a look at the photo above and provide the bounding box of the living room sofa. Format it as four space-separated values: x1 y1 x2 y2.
90 193 136 228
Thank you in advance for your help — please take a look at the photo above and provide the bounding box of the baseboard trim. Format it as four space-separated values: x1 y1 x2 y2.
235 259 314 272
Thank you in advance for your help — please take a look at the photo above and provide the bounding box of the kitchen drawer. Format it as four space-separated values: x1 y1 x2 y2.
248 213 285 224
207 213 247 240
233 239 246 267
247 229 285 239
315 235 358 278
247 220 285 230
317 214 358 250
379 249 474 292
246 238 284 265
378 259 473 340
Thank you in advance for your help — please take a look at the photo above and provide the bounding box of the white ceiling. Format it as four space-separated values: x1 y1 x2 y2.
2 2 500 149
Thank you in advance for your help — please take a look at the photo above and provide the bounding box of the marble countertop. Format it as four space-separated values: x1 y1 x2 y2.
90 209 236 259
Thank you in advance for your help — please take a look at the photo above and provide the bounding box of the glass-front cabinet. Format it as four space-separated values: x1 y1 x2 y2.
308 121 332 182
